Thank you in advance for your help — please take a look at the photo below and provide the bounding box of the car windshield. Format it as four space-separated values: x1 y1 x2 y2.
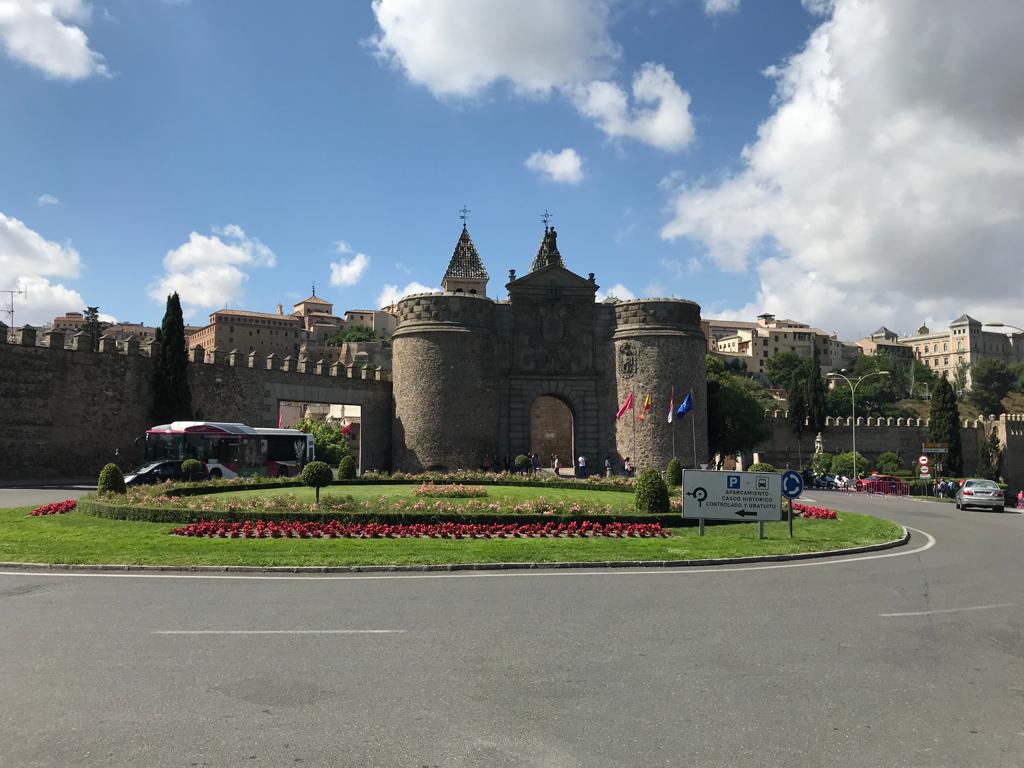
128 462 162 475
965 480 999 489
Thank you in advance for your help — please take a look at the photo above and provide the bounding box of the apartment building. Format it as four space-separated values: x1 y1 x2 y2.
710 313 860 376
899 314 1023 387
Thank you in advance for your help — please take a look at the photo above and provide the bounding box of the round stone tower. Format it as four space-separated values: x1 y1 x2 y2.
612 299 708 471
391 293 499 472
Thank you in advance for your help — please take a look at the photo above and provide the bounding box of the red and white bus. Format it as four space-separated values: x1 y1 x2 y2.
143 421 314 479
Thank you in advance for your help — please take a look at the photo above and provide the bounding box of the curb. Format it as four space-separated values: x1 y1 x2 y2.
0 527 911 575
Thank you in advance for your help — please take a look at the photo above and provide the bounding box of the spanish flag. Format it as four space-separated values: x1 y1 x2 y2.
638 393 652 422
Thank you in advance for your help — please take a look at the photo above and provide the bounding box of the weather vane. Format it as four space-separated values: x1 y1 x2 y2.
541 209 552 228
458 205 471 226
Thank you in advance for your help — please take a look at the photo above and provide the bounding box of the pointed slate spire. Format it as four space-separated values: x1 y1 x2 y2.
529 227 564 272
442 225 489 295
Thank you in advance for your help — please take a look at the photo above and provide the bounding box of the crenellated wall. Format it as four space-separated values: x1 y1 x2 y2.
748 410 1024 491
0 328 392 481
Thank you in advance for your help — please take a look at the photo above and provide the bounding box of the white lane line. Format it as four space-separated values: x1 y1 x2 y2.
0 526 936 582
152 629 404 635
879 603 1017 618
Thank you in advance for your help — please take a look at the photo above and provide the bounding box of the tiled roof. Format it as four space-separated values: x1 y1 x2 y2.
211 309 303 321
295 295 331 305
950 313 978 326
529 227 564 272
443 226 488 280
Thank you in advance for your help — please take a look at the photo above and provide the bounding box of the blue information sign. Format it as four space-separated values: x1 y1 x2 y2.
781 470 804 500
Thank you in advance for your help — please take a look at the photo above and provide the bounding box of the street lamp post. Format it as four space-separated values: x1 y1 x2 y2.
826 370 890 484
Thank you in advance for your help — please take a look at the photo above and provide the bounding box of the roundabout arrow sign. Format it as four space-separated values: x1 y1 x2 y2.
781 470 804 500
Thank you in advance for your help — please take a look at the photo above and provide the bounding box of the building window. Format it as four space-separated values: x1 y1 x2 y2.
943 342 948 351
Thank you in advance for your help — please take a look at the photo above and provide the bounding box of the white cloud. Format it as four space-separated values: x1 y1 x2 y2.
0 0 109 80
595 283 636 302
572 63 694 151
330 250 370 288
801 0 833 15
149 224 276 310
704 0 740 15
525 148 585 184
37 193 60 206
376 281 440 308
661 0 1024 337
370 0 617 98
0 211 81 279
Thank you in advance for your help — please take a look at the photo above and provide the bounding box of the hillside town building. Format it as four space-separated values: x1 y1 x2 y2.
899 314 1024 387
709 313 860 376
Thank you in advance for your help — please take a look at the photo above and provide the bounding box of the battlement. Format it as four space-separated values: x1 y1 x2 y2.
766 410 1024 429
392 291 497 334
612 299 703 336
1 327 391 383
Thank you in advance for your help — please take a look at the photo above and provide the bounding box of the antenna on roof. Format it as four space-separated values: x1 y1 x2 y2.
541 209 552 229
458 205 471 227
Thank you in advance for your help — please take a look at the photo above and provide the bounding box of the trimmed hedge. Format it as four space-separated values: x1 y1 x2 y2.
634 469 670 513
76 495 684 528
97 463 126 495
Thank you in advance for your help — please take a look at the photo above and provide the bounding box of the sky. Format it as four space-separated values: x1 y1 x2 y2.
2 0 1023 340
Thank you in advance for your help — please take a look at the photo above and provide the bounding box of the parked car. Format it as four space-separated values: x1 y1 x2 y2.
855 474 908 494
124 460 208 487
813 474 837 490
955 479 1005 511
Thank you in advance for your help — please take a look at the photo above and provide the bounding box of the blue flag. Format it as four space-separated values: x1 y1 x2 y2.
676 390 693 417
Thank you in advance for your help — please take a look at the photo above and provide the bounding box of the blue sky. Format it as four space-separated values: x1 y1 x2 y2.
3 1 1022 339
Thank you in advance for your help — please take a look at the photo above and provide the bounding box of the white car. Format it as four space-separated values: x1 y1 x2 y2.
955 479 1005 511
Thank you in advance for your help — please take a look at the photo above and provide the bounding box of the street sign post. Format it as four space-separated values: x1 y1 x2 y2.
780 470 803 538
682 470 783 539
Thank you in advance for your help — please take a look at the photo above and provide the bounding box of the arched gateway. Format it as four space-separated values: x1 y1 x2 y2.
530 395 574 469
391 223 709 473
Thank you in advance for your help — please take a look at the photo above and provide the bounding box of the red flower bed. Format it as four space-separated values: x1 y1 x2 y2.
171 519 672 540
31 499 77 516
792 501 837 520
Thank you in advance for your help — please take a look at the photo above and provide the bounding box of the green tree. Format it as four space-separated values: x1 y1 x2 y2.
294 417 352 467
811 452 833 475
968 358 1016 415
928 377 963 475
300 460 334 504
338 454 357 480
832 451 868 479
634 468 670 513
326 326 378 345
83 306 101 351
765 352 806 390
151 293 193 424
875 451 901 474
806 356 828 436
976 430 1002 481
665 457 682 487
706 356 771 465
952 360 970 395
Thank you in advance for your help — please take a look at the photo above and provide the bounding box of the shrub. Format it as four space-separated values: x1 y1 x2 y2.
811 452 833 475
514 454 531 472
634 468 670 513
748 462 776 473
666 457 682 487
338 455 357 480
97 463 126 495
180 459 203 481
874 451 901 474
300 460 334 503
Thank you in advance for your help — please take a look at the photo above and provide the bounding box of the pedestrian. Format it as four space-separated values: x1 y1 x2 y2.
624 457 634 477
531 452 540 474
1017 490 1024 509
553 455 560 475
577 454 587 478
604 456 612 478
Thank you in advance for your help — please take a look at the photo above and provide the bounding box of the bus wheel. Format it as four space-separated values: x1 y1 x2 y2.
209 468 222 479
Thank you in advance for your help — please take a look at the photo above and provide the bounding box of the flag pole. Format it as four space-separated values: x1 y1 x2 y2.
690 410 697 468
631 391 636 467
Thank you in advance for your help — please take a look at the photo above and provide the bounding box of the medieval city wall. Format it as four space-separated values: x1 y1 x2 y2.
751 412 1024 490
0 330 392 481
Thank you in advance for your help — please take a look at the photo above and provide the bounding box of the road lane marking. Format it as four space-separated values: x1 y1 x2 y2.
152 629 404 635
879 603 1016 618
0 527 935 582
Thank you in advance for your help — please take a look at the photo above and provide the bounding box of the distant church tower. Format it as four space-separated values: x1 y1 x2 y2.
441 225 489 296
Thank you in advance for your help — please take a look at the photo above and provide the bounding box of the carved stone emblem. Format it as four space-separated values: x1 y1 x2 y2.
541 312 564 344
619 343 637 377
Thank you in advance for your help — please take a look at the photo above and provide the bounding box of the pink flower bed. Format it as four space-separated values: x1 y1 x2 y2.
31 499 77 516
171 519 672 539
412 484 488 498
792 501 837 520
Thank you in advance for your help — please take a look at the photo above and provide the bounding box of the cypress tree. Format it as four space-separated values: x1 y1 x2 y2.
928 377 962 475
806 354 828 436
152 292 192 424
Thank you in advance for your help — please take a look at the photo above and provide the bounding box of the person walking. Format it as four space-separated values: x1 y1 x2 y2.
553 455 560 476
604 456 612 478
577 454 587 479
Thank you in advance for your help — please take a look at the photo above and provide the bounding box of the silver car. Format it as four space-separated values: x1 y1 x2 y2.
955 479 1005 511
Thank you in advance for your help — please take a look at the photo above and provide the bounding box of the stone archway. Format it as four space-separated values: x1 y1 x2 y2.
530 395 574 470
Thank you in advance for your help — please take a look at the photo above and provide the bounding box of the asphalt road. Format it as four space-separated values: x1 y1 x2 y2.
0 493 1021 767
0 486 94 509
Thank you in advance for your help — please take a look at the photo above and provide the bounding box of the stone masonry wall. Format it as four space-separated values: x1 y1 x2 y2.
0 340 392 481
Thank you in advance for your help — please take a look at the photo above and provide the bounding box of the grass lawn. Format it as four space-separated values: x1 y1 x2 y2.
0 506 903 567
212 483 638 511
